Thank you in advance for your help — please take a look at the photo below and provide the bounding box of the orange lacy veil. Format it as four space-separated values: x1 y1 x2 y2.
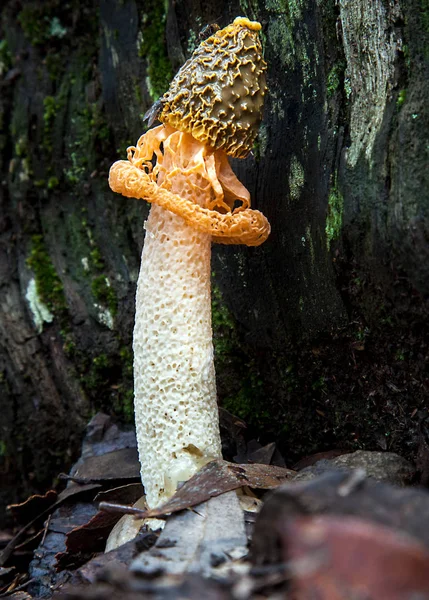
109 125 270 247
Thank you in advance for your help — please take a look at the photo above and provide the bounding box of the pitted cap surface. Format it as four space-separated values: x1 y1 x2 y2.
158 17 267 158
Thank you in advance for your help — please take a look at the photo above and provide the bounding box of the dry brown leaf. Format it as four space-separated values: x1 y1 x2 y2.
8 490 58 525
64 448 140 484
100 460 295 520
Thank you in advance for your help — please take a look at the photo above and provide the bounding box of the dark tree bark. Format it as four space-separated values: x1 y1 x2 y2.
1 0 428 523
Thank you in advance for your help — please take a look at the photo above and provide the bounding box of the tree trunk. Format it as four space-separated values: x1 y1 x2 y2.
0 0 428 522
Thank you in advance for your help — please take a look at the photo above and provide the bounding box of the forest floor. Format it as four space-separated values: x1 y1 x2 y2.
1 407 429 599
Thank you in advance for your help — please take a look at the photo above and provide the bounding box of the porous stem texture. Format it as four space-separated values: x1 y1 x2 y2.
134 204 222 507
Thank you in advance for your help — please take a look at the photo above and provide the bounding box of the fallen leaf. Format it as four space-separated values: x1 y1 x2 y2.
55 511 122 571
57 484 102 504
69 534 155 586
62 448 140 484
53 485 144 572
247 443 276 465
100 460 295 520
0 486 101 568
95 483 144 505
8 491 58 525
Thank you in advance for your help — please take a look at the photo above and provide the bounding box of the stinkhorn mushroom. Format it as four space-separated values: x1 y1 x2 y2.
109 17 270 509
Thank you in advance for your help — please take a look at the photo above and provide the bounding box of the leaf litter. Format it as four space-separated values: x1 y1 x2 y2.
5 412 429 599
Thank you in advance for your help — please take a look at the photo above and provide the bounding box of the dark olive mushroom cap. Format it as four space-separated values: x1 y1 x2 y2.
158 17 267 159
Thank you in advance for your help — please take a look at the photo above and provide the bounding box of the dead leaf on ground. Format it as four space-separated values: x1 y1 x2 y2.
0 566 15 579
95 484 144 506
55 511 123 571
68 534 155 586
234 439 286 467
61 448 140 485
0 485 101 568
247 442 276 465
57 484 102 504
0 532 13 545
2 593 32 600
54 484 144 572
8 491 58 525
100 460 295 520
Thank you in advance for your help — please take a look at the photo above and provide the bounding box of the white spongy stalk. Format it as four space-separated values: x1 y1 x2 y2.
134 203 222 508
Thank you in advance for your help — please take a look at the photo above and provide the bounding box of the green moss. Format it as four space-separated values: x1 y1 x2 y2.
79 344 134 422
18 4 67 47
47 176 59 189
223 367 271 428
49 16 67 39
26 235 67 316
119 346 133 379
91 275 117 316
43 95 63 125
18 4 50 46
83 353 109 391
326 62 345 97
45 52 63 80
65 102 110 184
139 0 172 100
397 89 407 108
325 181 344 248
14 136 27 158
62 336 76 357
116 388 135 422
112 346 135 422
64 152 86 185
90 248 104 270
186 29 198 55
265 0 313 81
267 12 295 68
43 93 65 153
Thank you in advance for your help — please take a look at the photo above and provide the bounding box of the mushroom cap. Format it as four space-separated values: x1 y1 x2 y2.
158 17 267 159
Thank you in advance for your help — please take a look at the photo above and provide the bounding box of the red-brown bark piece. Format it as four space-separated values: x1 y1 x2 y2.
252 469 429 563
283 515 429 599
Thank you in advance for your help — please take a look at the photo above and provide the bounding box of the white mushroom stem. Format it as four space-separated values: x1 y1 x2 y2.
134 203 222 508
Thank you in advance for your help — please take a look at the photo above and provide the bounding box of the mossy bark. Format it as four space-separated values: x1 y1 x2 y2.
1 0 428 522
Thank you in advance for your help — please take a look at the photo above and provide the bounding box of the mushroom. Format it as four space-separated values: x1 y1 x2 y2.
108 17 270 510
